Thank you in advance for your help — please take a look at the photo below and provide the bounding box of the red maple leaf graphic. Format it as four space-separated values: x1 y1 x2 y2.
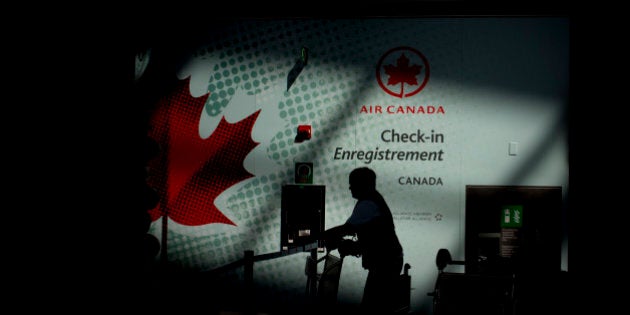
383 53 423 92
147 77 260 226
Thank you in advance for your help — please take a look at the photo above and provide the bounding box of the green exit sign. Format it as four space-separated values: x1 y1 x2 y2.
500 205 523 228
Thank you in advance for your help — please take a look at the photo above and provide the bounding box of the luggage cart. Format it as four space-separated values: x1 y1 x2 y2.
305 252 344 309
306 253 411 314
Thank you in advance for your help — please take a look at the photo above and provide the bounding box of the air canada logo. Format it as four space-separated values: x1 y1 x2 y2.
376 46 430 98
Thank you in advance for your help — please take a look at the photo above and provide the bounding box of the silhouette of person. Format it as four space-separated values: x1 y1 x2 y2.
325 167 404 314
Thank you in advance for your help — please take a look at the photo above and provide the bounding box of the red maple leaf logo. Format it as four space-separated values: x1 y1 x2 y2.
376 47 430 98
383 53 423 87
147 77 260 226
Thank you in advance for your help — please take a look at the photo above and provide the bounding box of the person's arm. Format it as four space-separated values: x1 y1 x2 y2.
323 223 354 251
324 200 380 252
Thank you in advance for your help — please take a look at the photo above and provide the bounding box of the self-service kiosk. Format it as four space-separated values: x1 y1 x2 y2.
280 184 325 251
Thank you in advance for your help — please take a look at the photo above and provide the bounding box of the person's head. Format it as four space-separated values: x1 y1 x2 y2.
349 167 376 199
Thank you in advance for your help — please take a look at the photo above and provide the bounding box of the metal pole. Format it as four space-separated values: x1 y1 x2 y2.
244 250 254 314
160 214 168 266
309 248 318 301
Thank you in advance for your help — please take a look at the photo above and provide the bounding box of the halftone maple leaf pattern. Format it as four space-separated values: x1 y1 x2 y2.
147 77 260 226
383 53 423 95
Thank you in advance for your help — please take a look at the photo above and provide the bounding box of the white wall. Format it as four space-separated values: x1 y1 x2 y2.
144 17 569 314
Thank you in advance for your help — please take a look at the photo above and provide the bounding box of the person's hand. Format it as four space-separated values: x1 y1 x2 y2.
323 224 349 251
324 236 340 251
338 239 361 257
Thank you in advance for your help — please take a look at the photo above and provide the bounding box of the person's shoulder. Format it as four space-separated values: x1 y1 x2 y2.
357 199 377 205
357 199 380 211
